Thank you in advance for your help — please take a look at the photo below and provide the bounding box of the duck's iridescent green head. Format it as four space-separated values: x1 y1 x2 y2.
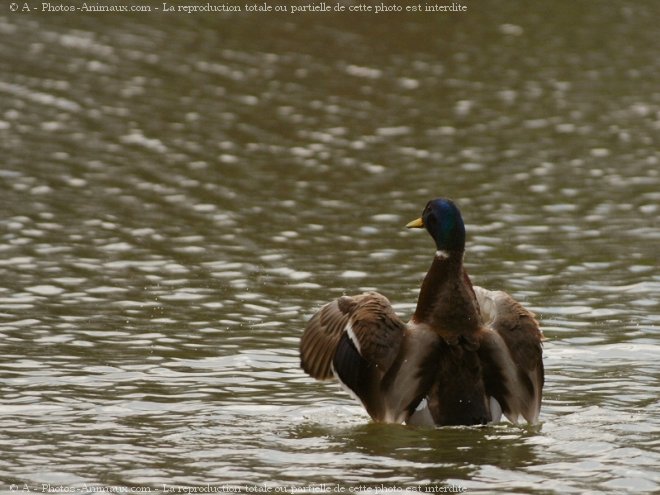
406 198 466 253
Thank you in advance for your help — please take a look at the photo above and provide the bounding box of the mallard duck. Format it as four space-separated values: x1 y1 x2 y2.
300 198 544 426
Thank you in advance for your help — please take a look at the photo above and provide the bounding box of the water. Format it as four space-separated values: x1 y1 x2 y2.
1 2 659 494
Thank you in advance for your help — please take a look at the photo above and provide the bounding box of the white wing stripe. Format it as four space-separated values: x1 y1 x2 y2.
345 321 362 354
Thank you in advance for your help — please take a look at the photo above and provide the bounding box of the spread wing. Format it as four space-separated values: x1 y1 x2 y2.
299 296 352 381
474 286 544 424
300 292 430 423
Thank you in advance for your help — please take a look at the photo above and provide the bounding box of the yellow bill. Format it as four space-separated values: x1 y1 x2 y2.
406 217 424 229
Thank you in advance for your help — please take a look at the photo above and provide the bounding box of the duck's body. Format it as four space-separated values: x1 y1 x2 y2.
300 198 544 426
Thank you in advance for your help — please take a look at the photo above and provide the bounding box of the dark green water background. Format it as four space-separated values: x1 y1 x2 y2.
1 1 658 493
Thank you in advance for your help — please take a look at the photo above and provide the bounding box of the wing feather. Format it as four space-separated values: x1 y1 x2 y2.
300 292 406 379
299 299 350 380
474 286 544 424
301 292 421 423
